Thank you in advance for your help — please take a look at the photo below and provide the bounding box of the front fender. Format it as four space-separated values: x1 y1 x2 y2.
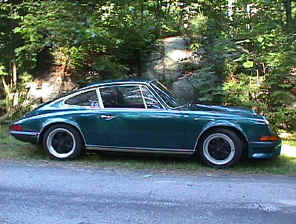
194 119 248 150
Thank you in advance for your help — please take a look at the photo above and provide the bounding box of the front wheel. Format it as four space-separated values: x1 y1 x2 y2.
43 124 84 160
199 129 243 168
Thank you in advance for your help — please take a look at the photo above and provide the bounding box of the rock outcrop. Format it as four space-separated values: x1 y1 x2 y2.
142 36 212 103
28 65 77 103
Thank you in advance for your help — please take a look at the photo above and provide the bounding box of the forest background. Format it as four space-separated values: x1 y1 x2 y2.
0 0 295 132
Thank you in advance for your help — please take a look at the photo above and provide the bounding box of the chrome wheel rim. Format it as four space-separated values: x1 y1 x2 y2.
203 133 235 165
46 128 76 159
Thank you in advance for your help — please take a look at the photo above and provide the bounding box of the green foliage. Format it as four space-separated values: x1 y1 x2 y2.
191 66 224 104
268 108 296 131
191 14 209 36
0 65 7 76
12 0 188 81
52 47 88 70
218 0 296 131
0 1 23 74
223 73 258 108
243 61 254 69
271 91 296 106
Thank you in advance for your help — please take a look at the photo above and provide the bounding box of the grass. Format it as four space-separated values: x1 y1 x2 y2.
1 124 296 175
283 140 296 147
280 131 296 147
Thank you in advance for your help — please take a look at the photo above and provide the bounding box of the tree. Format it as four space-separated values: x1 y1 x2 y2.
0 0 25 121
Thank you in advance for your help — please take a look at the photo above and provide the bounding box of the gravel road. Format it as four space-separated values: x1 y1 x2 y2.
0 160 295 224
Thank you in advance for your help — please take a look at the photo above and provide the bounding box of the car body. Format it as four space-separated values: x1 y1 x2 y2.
10 79 281 168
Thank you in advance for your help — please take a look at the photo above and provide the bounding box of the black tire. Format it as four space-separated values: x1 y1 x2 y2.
198 128 243 168
42 124 84 160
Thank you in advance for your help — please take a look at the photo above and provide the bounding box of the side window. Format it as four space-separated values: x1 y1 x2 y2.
65 90 99 107
141 86 163 109
100 85 145 108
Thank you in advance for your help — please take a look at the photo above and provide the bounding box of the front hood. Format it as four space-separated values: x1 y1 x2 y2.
187 104 259 118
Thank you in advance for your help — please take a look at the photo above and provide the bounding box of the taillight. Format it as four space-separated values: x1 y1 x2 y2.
260 136 280 141
12 124 23 131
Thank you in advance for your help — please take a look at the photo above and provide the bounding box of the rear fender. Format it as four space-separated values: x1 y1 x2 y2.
38 118 86 145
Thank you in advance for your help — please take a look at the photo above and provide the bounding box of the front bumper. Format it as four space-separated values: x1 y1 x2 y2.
10 131 39 144
248 140 281 159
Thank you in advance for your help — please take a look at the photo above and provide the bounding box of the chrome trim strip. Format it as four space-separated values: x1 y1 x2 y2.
98 84 166 110
41 87 100 110
98 84 143 109
139 85 147 109
249 141 281 145
38 81 171 111
149 82 169 109
141 84 166 110
94 81 151 88
148 82 169 109
85 145 193 155
17 110 100 121
10 131 39 136
96 87 104 109
17 108 174 124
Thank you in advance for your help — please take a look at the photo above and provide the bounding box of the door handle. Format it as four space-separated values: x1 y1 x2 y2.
100 114 116 120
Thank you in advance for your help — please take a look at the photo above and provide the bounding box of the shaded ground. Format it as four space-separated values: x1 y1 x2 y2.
0 160 296 224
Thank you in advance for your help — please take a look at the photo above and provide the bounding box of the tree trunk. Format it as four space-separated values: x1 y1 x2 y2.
12 60 17 88
283 0 292 30
1 69 19 115
1 76 10 97
140 0 144 25
0 112 10 124
228 0 236 21
2 76 11 113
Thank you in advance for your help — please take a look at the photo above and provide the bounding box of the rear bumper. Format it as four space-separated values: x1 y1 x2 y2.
10 131 39 144
248 140 281 159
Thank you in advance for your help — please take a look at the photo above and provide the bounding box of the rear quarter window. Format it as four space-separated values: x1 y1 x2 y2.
64 90 99 107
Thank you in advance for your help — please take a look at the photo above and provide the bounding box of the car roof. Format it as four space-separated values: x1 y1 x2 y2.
35 79 155 110
82 79 154 90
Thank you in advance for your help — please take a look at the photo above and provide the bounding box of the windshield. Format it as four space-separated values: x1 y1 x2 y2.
151 81 181 108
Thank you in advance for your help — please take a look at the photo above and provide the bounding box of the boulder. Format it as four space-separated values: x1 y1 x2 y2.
28 65 77 103
172 79 195 103
141 36 220 102
142 36 193 83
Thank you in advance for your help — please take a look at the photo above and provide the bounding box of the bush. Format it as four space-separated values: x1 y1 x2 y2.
190 66 224 104
267 108 296 131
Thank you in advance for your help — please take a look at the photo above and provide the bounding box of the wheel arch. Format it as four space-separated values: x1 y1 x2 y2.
38 121 86 146
194 123 248 153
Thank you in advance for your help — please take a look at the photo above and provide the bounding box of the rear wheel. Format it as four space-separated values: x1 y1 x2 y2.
43 124 84 160
199 129 243 168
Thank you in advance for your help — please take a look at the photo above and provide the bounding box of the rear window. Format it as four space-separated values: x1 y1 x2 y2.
65 90 99 107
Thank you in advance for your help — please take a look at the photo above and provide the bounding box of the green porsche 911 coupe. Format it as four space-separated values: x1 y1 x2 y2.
10 79 281 168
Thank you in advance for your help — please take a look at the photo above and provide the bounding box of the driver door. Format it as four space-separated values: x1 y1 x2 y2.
93 84 188 151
